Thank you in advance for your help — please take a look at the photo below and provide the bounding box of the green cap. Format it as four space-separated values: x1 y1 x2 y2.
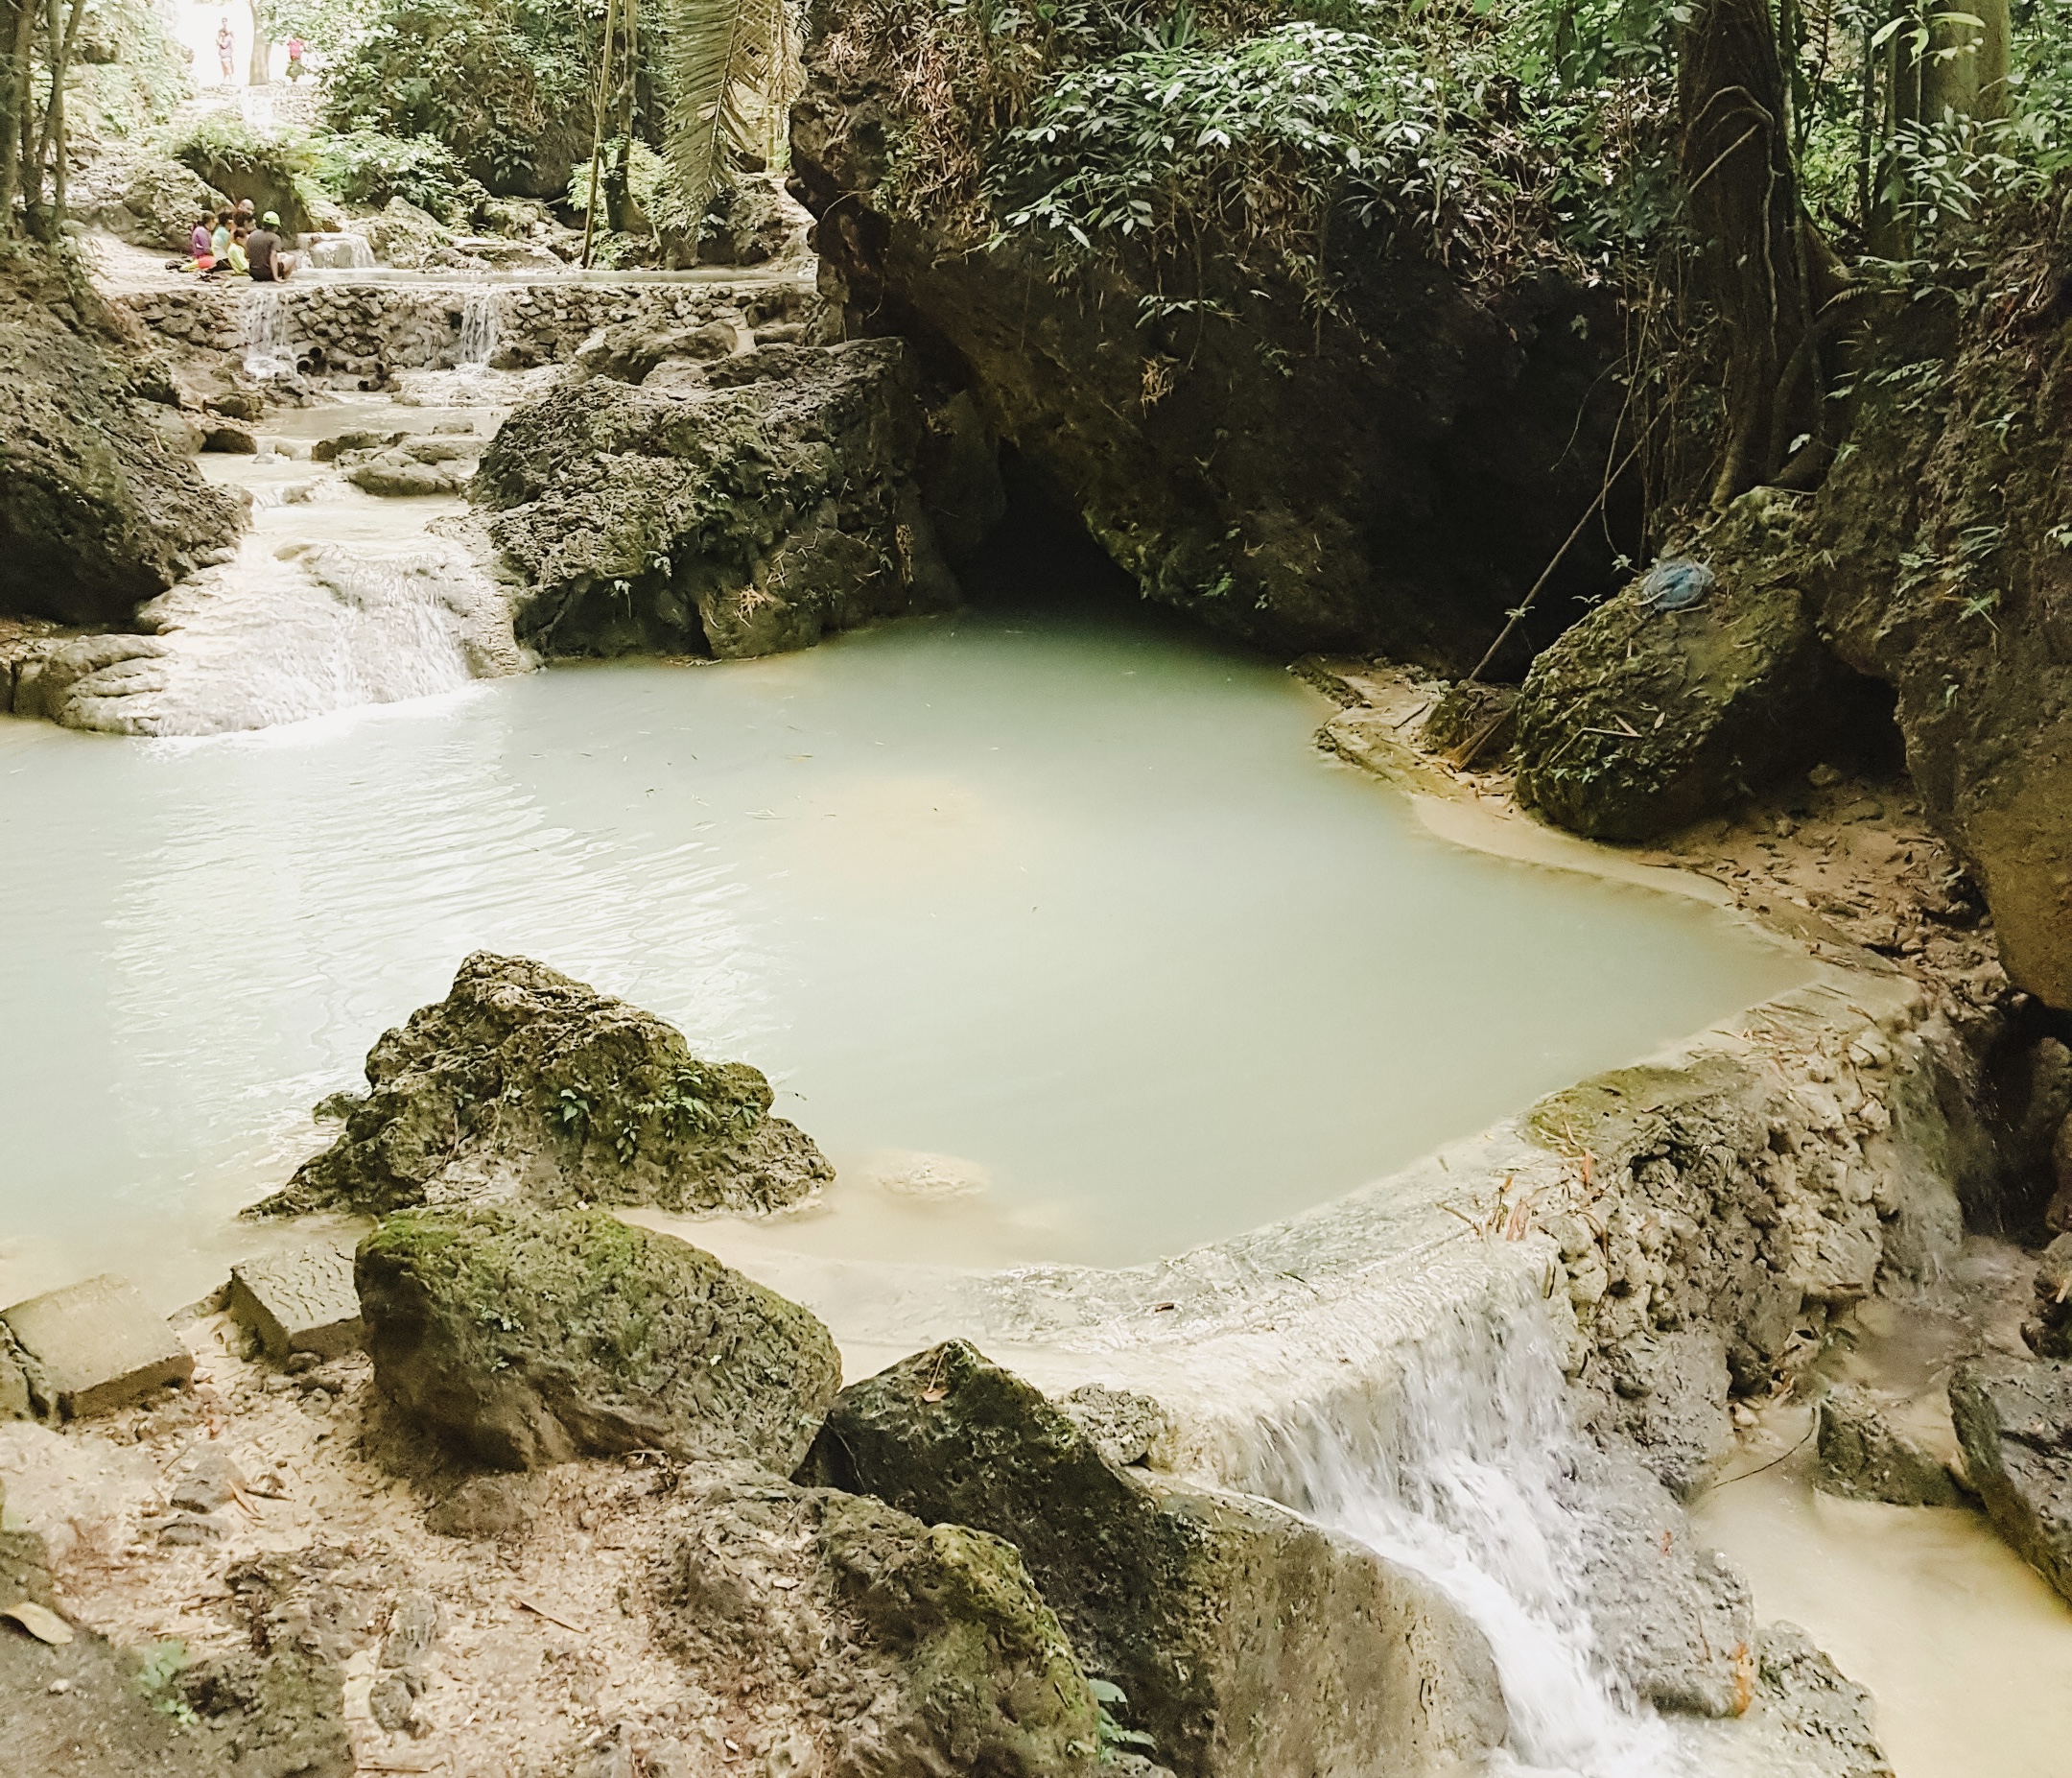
262 210 280 226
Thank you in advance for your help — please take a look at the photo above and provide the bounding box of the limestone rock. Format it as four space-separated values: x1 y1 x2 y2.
356 1205 841 1472
1813 1383 1964 1506
1057 1384 1172 1469
423 1474 532 1539
1949 1357 2072 1603
343 451 465 496
1514 562 1864 842
1561 1441 1757 1718
10 633 171 722
200 422 258 454
1603 1329 1734 1503
478 338 962 660
228 1243 365 1363
0 1339 29 1421
790 9 1630 672
1750 1623 1895 1778
0 249 244 627
1 1274 193 1419
2023 1233 2072 1357
654 1462 1099 1776
806 1341 1509 1778
259 952 829 1219
311 429 402 462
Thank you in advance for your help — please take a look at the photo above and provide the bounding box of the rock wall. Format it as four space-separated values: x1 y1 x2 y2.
112 273 833 382
1511 205 2072 1009
788 0 1635 673
0 251 244 627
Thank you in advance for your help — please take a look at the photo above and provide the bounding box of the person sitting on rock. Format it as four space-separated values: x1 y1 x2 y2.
227 224 250 276
211 209 233 261
247 212 292 282
234 197 256 233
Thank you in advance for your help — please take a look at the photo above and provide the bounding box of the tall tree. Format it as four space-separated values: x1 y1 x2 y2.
1679 0 1850 504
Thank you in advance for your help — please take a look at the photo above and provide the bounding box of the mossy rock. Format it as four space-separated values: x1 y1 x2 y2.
806 1341 1506 1778
356 1205 841 1472
477 338 960 660
1513 561 1860 842
256 952 830 1219
655 1463 1100 1774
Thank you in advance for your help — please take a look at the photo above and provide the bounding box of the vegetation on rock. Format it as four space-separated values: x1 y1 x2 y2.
356 1203 843 1471
259 951 832 1218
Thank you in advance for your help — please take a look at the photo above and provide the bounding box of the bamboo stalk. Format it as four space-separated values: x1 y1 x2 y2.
580 0 622 270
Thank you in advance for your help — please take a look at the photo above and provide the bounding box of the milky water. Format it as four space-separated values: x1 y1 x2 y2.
0 583 1807 1307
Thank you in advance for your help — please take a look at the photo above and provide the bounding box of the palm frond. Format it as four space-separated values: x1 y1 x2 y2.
662 0 793 218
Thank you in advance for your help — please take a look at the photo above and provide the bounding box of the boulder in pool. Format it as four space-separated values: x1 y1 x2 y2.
356 1204 840 1472
803 1340 1509 1778
257 952 830 1218
476 337 963 660
657 1463 1099 1776
1949 1356 2072 1604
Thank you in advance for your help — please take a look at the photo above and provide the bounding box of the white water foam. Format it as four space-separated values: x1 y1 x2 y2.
1233 1293 1686 1778
241 284 297 378
301 232 379 272
458 288 504 367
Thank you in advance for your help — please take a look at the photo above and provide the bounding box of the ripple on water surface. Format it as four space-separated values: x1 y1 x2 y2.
0 602 1809 1304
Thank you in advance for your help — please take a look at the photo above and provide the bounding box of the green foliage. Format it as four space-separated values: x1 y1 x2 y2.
322 0 595 190
135 1640 198 1726
76 0 192 137
1088 1676 1157 1761
313 127 489 222
986 0 1681 300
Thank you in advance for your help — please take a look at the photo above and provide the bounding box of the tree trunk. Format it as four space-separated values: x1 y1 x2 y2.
249 24 271 86
1679 0 1831 505
0 0 35 232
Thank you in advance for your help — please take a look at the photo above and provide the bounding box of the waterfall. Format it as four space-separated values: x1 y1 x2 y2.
240 285 296 379
1231 1295 1686 1778
299 232 378 272
457 289 503 367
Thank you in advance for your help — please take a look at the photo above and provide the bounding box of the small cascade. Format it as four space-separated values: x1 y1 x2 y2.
1232 1293 1684 1778
299 232 379 272
240 285 296 379
457 289 504 367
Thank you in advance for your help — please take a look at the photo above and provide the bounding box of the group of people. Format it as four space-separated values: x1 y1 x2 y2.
176 199 292 280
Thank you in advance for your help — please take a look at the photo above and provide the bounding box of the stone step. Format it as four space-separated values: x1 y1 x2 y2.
227 1242 365 1363
0 1275 194 1419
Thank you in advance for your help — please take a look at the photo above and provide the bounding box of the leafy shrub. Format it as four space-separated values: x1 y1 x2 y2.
321 0 595 195
313 129 490 224
162 111 327 229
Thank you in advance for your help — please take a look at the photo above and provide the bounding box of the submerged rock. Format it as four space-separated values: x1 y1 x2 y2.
477 337 962 660
257 952 829 1219
1514 552 1864 841
654 1462 1099 1776
806 1341 1509 1778
356 1204 841 1472
0 249 244 627
1813 1383 1965 1506
1949 1356 2072 1604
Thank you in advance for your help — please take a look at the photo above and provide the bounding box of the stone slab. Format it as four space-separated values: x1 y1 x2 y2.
227 1243 364 1363
1 1276 193 1419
